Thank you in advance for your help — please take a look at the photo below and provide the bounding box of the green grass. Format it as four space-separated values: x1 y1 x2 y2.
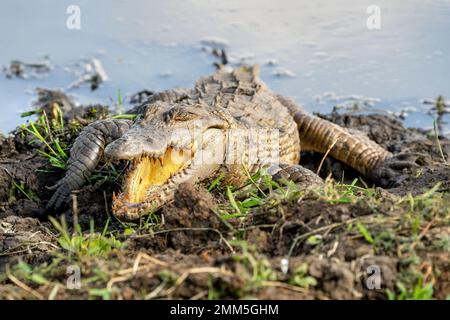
117 89 122 115
9 180 40 203
213 168 296 220
207 173 225 192
387 275 434 300
111 114 137 120
19 110 70 170
213 171 445 305
230 240 277 289
48 216 123 259
288 263 317 289
433 119 447 164
19 103 135 188
9 262 50 286
319 178 375 205
88 163 126 184
356 222 374 244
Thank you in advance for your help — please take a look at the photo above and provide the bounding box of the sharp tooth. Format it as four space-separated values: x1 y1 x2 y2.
158 158 163 166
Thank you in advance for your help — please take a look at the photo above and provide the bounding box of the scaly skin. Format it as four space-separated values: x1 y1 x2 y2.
48 66 418 220
276 95 391 175
47 119 133 209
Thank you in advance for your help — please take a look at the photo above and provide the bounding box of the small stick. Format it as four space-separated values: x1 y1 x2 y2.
164 267 233 297
6 265 44 300
316 139 338 175
71 192 79 233
433 119 447 164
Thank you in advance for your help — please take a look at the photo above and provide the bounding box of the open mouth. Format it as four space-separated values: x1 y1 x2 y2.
112 147 191 215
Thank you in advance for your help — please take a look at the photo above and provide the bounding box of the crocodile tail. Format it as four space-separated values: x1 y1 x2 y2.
46 119 133 211
293 112 391 176
277 95 391 175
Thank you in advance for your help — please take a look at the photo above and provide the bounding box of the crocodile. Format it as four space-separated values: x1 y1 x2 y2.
47 65 419 220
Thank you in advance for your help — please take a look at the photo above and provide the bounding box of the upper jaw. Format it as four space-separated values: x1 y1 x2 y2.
104 139 166 161
105 138 193 162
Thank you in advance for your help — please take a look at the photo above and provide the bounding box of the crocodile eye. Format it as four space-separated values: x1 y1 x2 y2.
163 108 198 122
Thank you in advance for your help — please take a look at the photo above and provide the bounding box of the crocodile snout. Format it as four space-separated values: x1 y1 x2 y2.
104 133 168 161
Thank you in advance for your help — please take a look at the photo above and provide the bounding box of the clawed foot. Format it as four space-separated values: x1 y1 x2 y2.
45 179 73 213
368 153 425 188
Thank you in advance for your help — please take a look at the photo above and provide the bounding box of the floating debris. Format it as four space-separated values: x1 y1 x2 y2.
2 57 52 80
272 67 296 78
67 58 109 91
130 90 154 105
212 48 228 66
198 38 229 69
315 92 380 111
265 59 278 66
158 71 173 78
22 88 77 122
392 106 418 120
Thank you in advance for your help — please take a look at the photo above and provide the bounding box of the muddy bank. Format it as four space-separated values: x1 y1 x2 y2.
0 97 449 300
1 105 448 219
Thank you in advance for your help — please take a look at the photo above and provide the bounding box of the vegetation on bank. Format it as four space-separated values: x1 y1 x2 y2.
0 101 449 300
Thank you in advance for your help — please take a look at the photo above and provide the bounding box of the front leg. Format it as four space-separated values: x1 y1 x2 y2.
46 119 133 211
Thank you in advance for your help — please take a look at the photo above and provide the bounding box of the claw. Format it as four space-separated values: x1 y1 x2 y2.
386 160 419 170
369 153 424 188
45 183 60 191
46 182 71 212
390 152 427 162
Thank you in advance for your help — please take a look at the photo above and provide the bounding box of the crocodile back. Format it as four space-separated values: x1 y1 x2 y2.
193 65 300 166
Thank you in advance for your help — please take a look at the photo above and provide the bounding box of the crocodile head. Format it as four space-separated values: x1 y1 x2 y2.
105 101 229 220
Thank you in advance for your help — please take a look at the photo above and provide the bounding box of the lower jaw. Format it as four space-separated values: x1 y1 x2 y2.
112 200 159 220
113 164 192 220
112 159 208 220
112 182 179 220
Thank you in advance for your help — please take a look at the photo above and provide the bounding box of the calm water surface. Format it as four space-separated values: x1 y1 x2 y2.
0 0 449 134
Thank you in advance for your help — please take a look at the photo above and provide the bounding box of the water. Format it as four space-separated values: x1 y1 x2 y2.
1 0 449 134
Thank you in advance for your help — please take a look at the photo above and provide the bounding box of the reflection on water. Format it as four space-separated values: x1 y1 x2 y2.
0 0 449 134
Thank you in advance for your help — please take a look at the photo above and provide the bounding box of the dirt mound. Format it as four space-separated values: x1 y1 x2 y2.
129 183 227 254
0 215 55 272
